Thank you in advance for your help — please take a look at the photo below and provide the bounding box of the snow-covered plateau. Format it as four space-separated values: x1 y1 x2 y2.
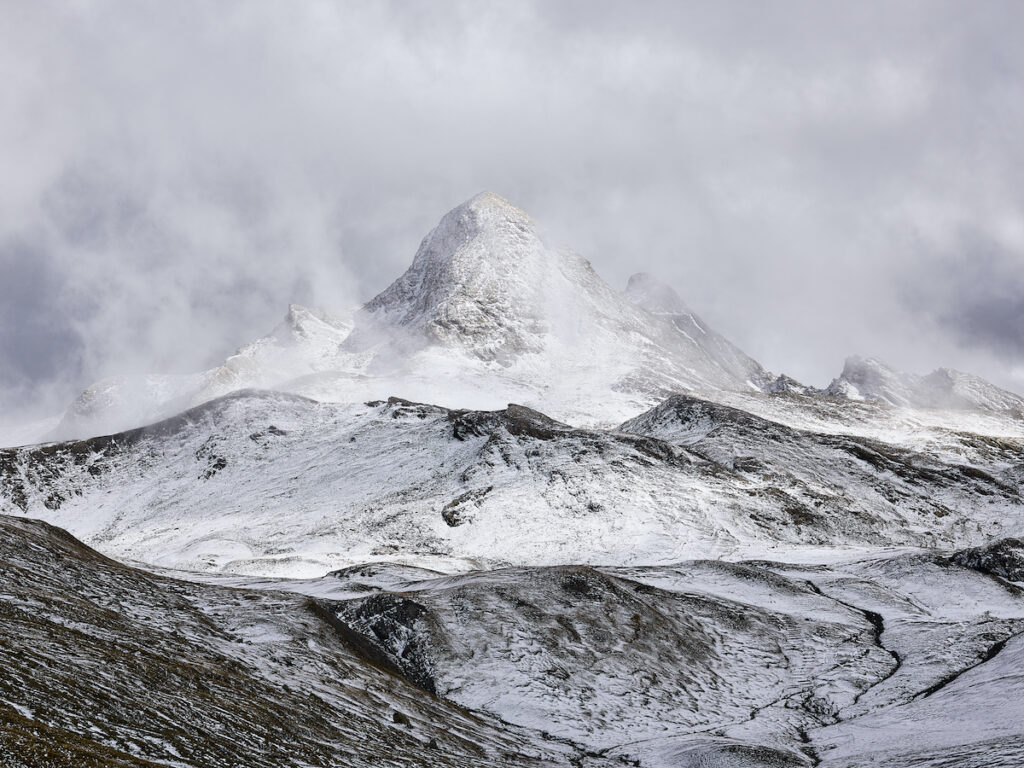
2 192 1024 767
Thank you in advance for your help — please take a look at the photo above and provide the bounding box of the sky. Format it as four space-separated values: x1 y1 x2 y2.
2 0 1024 426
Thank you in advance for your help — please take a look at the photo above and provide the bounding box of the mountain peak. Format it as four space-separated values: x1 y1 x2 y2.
421 191 536 262
825 355 1024 412
357 192 555 362
461 190 531 217
624 272 690 314
838 355 898 384
824 355 915 405
49 194 782 440
841 354 892 373
353 195 775 397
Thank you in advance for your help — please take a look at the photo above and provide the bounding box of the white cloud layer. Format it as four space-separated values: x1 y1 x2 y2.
2 0 1023 422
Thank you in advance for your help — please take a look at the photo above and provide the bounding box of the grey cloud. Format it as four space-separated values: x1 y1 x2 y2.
903 235 1024 363
2 0 1024 425
0 241 83 416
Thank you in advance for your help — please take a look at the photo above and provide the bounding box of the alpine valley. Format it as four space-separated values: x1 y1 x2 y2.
3 193 1024 767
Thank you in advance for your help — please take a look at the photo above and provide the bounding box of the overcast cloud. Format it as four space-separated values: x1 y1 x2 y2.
2 0 1023 424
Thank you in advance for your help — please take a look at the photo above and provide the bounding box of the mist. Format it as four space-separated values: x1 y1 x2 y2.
3 0 1024 430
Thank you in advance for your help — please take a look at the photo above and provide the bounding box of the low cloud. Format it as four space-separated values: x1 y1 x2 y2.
2 0 1023 425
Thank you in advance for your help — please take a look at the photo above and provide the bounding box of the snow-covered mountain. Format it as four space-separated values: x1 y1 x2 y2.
46 192 787 442
3 388 1022 578
824 355 1024 412
344 192 780 404
6 191 1024 767
37 193 1024 445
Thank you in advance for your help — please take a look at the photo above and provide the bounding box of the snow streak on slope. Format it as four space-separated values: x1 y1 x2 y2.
2 390 1022 578
0 515 596 768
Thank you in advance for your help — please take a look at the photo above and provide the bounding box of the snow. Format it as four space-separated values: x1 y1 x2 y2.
325 547 1024 766
2 389 1022 581
46 303 354 443
824 355 1024 412
40 192 794 442
3 191 1024 767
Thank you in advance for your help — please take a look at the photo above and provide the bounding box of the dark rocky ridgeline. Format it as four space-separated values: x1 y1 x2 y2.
949 538 1024 583
447 399 688 464
0 515 601 768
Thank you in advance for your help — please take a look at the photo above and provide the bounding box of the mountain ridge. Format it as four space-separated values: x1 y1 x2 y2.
4 388 1022 578
824 355 1024 412
42 192 785 442
4 192 1024 768
19 192 1024 447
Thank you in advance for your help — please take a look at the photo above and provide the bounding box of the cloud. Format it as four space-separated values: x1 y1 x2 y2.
1 0 1023 425
0 240 83 418
902 233 1024 364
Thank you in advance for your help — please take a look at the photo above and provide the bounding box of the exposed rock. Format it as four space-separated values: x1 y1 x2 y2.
950 538 1024 582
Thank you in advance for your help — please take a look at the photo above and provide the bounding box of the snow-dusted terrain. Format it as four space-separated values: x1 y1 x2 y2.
4 192 1024 766
50 304 355 441
0 515 593 768
330 546 1024 766
3 389 1022 578
6 513 1022 767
